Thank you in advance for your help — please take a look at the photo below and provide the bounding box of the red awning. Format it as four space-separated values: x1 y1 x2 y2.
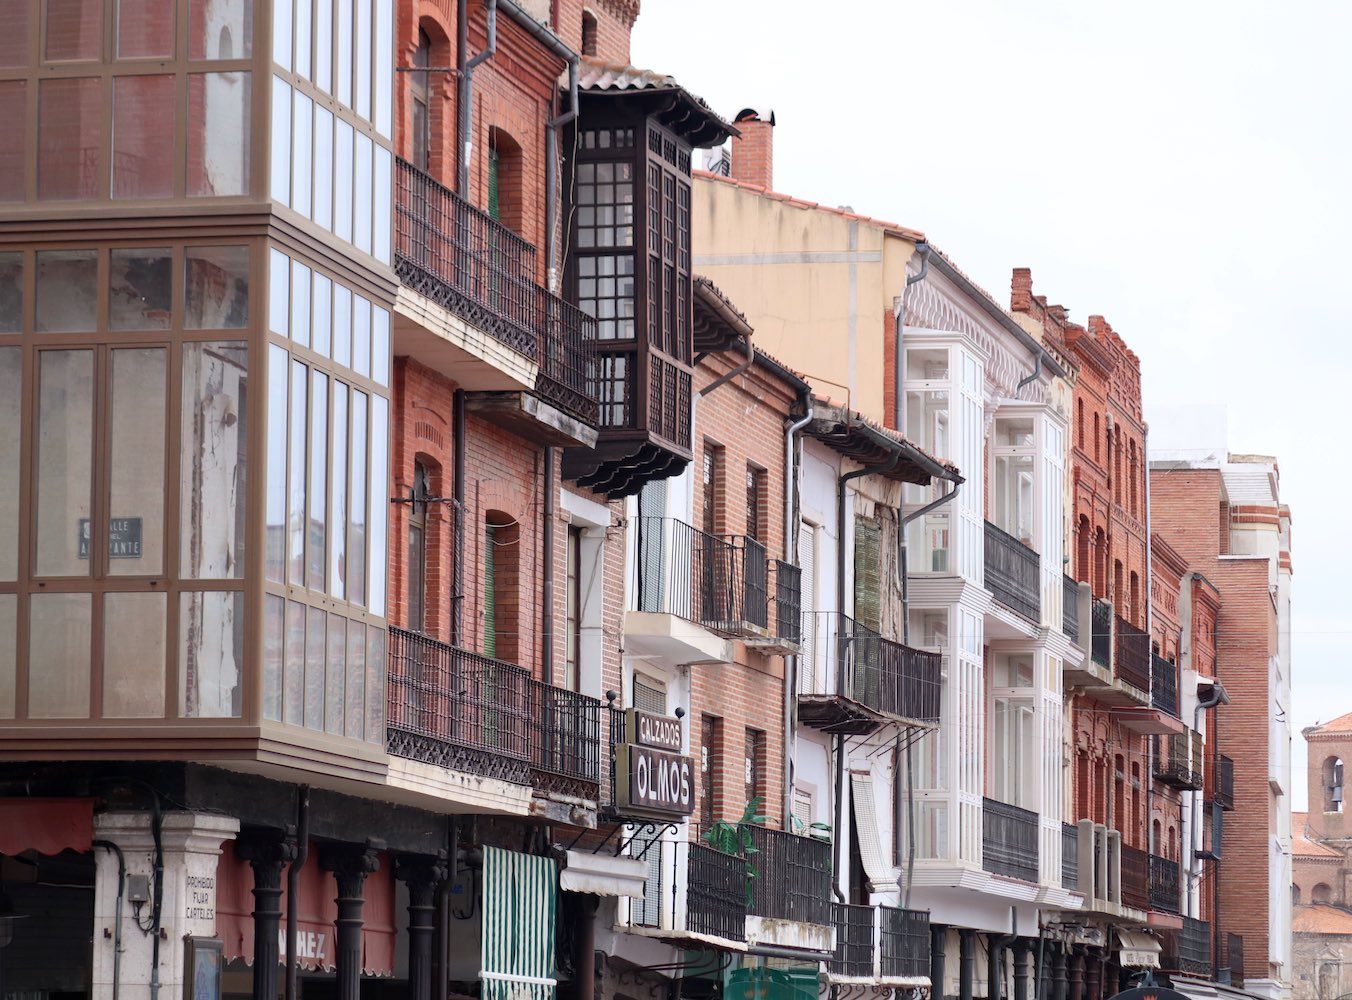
0 798 94 856
217 841 396 976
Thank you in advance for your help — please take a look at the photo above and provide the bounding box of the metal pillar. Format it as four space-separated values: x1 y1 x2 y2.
237 828 298 1000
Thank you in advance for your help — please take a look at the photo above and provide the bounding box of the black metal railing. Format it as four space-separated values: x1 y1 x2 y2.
772 560 802 645
1091 599 1112 669
1155 730 1205 789
1226 932 1244 986
1062 575 1080 644
687 842 747 943
528 680 603 796
634 517 769 635
386 626 533 783
984 521 1040 621
1149 853 1180 914
831 903 875 978
1152 654 1180 718
880 907 929 980
1121 843 1149 911
982 798 1038 883
810 614 942 725
1212 753 1235 810
743 824 832 926
1062 823 1079 891
1115 614 1151 691
537 293 600 425
1162 916 1211 977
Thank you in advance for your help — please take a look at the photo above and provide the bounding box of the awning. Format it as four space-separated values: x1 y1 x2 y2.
0 798 93 856
559 850 648 899
850 774 899 893
216 841 396 975
1117 929 1162 969
482 846 558 1000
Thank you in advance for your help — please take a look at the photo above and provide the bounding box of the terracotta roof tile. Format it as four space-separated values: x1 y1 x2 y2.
1295 904 1352 934
1310 711 1352 735
1293 813 1343 859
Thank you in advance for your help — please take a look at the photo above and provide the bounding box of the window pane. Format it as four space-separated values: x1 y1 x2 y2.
344 617 364 739
334 119 353 242
289 259 310 347
354 0 369 119
348 390 367 605
307 369 327 590
265 343 288 582
332 283 351 367
180 342 249 578
0 82 26 202
271 0 290 69
373 0 390 136
112 76 174 198
352 294 370 376
353 132 372 253
46 0 101 60
263 593 283 720
117 0 173 57
36 249 97 332
305 604 323 728
186 245 249 328
293 0 310 78
0 349 19 580
29 592 91 718
314 0 331 92
38 77 101 200
329 382 347 598
291 90 311 217
0 2 28 67
109 347 166 575
189 71 251 197
267 248 290 334
180 590 243 717
365 623 383 743
311 272 331 357
335 0 351 106
371 304 389 386
270 76 291 206
325 613 344 735
283 598 303 724
110 247 172 330
0 254 19 332
190 0 252 59
103 592 167 717
373 146 390 264
368 394 387 616
35 350 93 576
287 360 306 584
313 105 333 230
0 595 13 718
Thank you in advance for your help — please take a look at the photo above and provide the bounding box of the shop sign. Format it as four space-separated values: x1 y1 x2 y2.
615 744 694 817
77 517 142 559
627 708 682 752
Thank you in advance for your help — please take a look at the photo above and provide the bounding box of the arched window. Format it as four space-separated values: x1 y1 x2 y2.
1130 571 1141 624
1168 824 1177 860
1324 756 1344 813
1152 818 1162 853
580 9 598 56
1113 559 1124 610
1093 412 1100 463
1076 398 1084 449
1094 527 1107 597
484 510 520 662
1293 884 1301 905
217 26 233 59
487 127 524 236
411 28 432 170
1128 440 1138 517
1077 514 1091 585
1313 882 1333 904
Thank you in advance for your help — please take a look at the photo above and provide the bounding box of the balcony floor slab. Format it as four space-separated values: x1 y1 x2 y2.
393 287 539 391
1113 707 1187 736
625 611 733 665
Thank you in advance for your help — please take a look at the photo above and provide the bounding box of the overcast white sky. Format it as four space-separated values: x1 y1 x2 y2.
633 0 1352 810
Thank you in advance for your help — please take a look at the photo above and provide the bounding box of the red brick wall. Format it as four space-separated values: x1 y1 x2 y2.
554 0 637 64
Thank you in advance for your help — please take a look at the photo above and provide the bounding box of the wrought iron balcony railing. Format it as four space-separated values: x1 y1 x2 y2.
1115 614 1151 692
742 824 833 927
880 906 929 980
772 560 803 646
634 516 769 637
1152 654 1180 717
1062 574 1081 644
1149 853 1181 914
394 159 599 425
1062 822 1079 891
1091 599 1112 669
831 903 875 978
1162 916 1211 977
1212 753 1235 810
1121 843 1149 911
687 842 748 943
1155 730 1205 790
984 521 1040 621
982 798 1038 883
529 681 603 799
801 613 942 726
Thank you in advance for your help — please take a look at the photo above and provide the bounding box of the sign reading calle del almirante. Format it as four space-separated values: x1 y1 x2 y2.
614 708 694 819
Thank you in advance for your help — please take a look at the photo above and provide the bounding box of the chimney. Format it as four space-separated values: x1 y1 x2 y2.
730 108 775 190
1010 267 1033 313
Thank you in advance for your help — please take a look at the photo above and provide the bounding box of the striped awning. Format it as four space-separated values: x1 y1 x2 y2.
482 847 558 1000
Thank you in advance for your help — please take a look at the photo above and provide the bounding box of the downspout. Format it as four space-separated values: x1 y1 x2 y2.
456 0 498 198
833 446 904 902
93 840 126 1000
542 446 555 680
1188 679 1228 912
285 786 310 1000
893 242 931 431
1016 354 1042 394
897 477 960 909
782 394 814 831
148 791 163 1000
545 58 579 291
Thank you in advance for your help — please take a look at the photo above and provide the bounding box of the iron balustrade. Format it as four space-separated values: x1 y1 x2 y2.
1212 753 1235 810
1121 843 1149 911
537 293 600 426
772 559 803 645
1062 823 1079 891
984 521 1041 621
806 614 942 725
634 517 769 635
1155 730 1205 790
1149 853 1181 914
880 906 930 980
1115 614 1151 691
687 842 748 942
742 824 832 927
831 903 875 978
1063 575 1081 644
1091 599 1112 669
1163 916 1212 977
1152 654 1180 718
1226 933 1244 986
528 680 602 796
981 798 1039 883
386 626 533 783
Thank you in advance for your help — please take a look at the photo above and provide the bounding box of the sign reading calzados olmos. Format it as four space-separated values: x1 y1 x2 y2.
614 708 694 818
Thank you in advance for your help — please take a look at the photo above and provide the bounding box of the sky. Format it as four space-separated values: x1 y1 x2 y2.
633 0 1352 810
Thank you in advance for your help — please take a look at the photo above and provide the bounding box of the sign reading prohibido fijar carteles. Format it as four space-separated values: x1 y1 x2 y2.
614 708 694 818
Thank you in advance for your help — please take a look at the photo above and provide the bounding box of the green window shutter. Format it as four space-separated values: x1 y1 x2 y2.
484 524 497 657
488 148 500 221
854 518 881 631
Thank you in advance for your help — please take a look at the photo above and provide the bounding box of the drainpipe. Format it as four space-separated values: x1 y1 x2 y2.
1015 354 1043 394
456 0 498 198
285 786 310 1000
543 446 555 680
893 242 931 432
832 447 904 902
782 395 814 830
1188 679 1228 913
545 58 578 291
